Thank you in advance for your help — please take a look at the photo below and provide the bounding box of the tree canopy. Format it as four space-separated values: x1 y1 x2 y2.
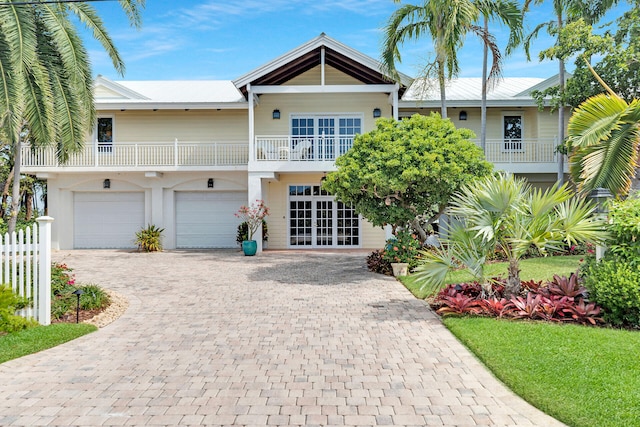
322 114 493 242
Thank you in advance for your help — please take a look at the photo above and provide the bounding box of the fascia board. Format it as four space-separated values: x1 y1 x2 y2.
95 102 249 110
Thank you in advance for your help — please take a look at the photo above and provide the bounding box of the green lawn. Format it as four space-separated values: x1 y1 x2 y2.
395 254 639 427
444 317 640 427
399 255 583 299
0 323 96 364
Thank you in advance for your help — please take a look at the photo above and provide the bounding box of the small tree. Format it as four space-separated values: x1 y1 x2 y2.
235 200 270 242
322 114 493 242
414 173 608 296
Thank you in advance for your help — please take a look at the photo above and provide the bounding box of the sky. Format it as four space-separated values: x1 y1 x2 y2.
82 0 625 82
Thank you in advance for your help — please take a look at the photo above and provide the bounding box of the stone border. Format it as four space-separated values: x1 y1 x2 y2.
83 289 129 328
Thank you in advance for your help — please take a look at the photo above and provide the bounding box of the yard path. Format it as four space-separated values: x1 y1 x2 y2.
0 250 566 426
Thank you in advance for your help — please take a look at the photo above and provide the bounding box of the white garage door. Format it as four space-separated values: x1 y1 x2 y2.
176 191 245 248
74 192 145 248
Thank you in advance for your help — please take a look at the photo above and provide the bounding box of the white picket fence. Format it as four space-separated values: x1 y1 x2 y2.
0 217 53 326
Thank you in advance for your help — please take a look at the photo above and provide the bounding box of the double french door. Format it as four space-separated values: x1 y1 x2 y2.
289 185 360 248
291 115 362 160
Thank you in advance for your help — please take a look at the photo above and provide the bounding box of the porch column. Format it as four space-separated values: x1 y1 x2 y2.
247 172 264 253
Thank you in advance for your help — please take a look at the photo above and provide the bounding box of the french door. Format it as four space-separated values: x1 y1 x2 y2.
291 115 362 160
289 185 360 248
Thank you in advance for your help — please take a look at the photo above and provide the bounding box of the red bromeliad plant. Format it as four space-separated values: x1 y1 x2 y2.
432 271 605 326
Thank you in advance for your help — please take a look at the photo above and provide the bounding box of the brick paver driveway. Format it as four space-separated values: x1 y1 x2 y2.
0 250 565 426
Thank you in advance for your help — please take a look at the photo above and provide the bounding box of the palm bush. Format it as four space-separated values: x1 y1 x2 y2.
414 173 608 296
135 224 164 252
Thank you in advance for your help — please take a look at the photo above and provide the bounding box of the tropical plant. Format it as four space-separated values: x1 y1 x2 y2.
414 173 607 296
134 224 164 252
382 230 422 267
236 220 268 245
366 249 393 275
566 67 640 196
235 200 270 241
322 114 492 242
0 1 145 235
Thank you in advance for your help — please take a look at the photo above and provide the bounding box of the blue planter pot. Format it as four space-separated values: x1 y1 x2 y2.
242 240 258 256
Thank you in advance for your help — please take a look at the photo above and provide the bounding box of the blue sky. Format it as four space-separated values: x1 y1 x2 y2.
84 0 622 82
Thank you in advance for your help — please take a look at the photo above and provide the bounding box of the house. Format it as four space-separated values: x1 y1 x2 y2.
21 34 565 251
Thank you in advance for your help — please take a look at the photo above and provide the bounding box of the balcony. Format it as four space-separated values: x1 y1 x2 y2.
255 135 355 162
21 140 249 172
475 138 563 174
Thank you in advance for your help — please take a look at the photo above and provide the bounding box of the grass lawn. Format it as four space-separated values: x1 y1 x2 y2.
399 255 583 299
0 323 96 364
444 317 640 427
395 254 639 427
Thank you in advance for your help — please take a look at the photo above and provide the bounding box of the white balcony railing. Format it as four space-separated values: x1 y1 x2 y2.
21 140 249 169
475 138 559 164
255 135 355 162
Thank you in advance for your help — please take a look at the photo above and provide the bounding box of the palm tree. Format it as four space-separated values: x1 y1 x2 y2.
567 63 640 196
382 0 479 119
0 1 144 235
476 0 523 151
414 173 607 296
524 0 618 185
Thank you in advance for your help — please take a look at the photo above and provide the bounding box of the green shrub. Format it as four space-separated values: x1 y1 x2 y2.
135 224 164 252
236 220 268 245
366 249 392 275
79 284 109 310
584 259 640 327
383 230 421 268
607 195 640 266
0 285 37 333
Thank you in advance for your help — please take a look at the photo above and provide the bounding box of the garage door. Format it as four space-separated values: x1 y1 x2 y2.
176 191 245 248
74 192 145 248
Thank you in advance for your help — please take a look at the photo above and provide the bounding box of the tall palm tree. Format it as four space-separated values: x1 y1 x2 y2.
524 0 617 185
382 0 479 119
476 0 523 151
567 63 640 196
0 0 144 235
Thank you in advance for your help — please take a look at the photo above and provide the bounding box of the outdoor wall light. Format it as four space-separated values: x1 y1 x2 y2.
207 178 214 188
103 179 110 189
459 111 468 121
373 108 382 118
272 109 281 120
589 187 612 215
72 289 84 323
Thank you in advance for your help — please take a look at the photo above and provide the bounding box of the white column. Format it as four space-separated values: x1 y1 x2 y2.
393 83 399 120
248 173 264 253
248 84 255 165
36 216 53 326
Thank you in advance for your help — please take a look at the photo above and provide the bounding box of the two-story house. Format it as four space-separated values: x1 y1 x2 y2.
22 34 565 251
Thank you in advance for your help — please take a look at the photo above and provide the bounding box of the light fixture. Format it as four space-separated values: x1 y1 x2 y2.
589 187 612 215
207 178 214 188
373 108 382 118
272 109 281 120
72 289 84 323
103 179 110 189
459 111 468 121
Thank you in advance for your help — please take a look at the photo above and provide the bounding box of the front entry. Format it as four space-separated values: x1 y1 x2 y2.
289 185 360 248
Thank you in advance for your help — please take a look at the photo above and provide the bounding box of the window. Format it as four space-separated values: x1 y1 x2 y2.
503 114 522 151
97 117 113 153
290 115 362 160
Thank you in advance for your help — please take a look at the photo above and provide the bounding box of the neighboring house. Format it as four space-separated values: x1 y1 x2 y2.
21 34 565 251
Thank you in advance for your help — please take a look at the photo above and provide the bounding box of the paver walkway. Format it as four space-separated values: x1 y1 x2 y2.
0 250 566 426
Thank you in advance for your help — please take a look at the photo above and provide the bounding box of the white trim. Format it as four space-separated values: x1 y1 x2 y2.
252 84 398 94
286 182 362 249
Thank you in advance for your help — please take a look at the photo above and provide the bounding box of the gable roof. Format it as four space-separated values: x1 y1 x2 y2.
400 76 557 108
232 33 413 97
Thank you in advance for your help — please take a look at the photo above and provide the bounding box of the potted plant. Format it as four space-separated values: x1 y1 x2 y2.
235 200 270 256
382 230 421 276
236 219 268 247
